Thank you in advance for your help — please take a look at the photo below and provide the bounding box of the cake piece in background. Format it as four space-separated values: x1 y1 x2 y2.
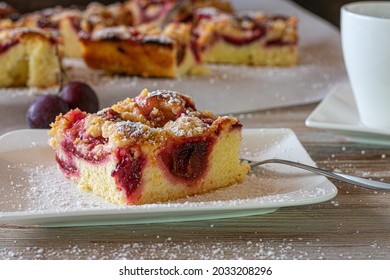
80 22 204 78
0 6 61 30
0 27 61 88
49 88 249 205
57 0 234 58
0 5 80 58
127 0 233 24
193 8 298 66
54 9 84 58
53 2 135 58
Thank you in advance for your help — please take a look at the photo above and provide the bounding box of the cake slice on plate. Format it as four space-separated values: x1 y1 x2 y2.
49 88 250 205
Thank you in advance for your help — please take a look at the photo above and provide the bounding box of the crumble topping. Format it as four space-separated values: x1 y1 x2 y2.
0 27 52 40
50 88 239 149
193 8 298 46
161 23 191 43
90 26 135 41
164 115 209 137
86 22 187 47
142 34 174 45
144 89 190 108
111 120 155 142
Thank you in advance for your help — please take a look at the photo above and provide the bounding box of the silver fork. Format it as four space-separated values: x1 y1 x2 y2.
244 158 390 190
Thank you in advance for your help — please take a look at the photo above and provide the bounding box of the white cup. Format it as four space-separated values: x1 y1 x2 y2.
341 2 390 129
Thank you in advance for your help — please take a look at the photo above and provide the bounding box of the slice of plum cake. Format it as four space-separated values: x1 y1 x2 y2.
49 88 249 205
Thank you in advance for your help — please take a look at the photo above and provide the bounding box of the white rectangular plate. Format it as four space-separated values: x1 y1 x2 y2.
0 0 346 135
0 128 337 227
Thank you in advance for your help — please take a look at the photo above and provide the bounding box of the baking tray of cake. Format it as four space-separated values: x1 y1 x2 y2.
0 128 337 227
0 0 346 136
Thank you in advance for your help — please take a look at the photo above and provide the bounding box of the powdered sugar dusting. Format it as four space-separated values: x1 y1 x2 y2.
0 238 336 260
0 161 115 212
1 232 385 260
149 89 185 105
116 121 153 140
143 35 173 45
91 26 133 41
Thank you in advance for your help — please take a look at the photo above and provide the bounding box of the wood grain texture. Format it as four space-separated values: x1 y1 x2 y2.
1 103 390 260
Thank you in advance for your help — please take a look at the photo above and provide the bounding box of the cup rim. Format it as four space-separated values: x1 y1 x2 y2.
342 1 390 20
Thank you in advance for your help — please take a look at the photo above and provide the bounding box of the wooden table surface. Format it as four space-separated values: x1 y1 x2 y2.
1 102 389 260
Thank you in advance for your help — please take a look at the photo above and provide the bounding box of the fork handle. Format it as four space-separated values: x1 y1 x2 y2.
249 159 390 190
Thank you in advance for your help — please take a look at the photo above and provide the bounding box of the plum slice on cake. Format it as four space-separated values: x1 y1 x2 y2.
49 88 250 205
